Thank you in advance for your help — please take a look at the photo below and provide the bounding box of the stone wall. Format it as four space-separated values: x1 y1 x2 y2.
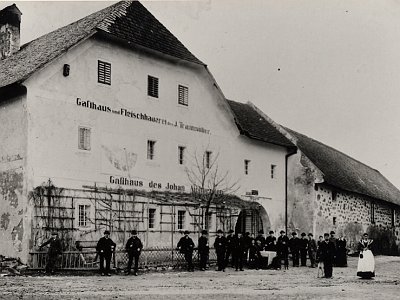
288 151 400 250
315 183 400 247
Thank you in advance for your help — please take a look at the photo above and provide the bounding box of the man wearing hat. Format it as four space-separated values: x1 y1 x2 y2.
299 233 308 266
39 232 62 274
255 230 266 250
214 229 226 271
125 230 143 275
317 233 336 278
177 230 195 271
289 232 300 267
96 230 116 276
276 230 289 269
198 230 209 271
265 231 277 251
225 229 235 268
329 231 338 266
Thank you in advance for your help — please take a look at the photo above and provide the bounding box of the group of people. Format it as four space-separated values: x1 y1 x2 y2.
38 229 375 279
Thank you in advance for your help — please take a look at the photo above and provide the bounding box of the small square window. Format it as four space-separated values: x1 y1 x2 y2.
98 60 111 85
147 140 156 160
178 85 189 106
148 75 159 98
78 204 91 228
148 208 156 229
244 160 250 175
178 210 185 230
178 146 185 165
271 164 276 179
78 127 91 151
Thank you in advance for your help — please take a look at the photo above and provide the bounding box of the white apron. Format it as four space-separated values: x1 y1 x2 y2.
357 249 375 278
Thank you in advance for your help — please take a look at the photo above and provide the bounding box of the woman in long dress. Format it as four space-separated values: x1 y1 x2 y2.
357 233 375 278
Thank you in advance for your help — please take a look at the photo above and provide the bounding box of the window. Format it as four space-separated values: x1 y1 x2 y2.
147 140 156 160
391 208 395 227
205 151 212 169
244 160 250 175
370 202 375 224
98 60 111 85
148 75 159 98
78 204 91 228
271 164 276 178
148 208 156 229
178 146 185 165
332 190 337 201
333 216 337 226
78 127 91 151
178 210 186 230
178 85 189 106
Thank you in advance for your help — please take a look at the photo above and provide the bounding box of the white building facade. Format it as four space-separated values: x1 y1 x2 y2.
0 1 294 262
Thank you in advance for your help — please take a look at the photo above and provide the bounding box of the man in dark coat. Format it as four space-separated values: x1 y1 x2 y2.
39 232 62 274
329 231 337 266
96 230 116 276
225 229 235 267
125 230 143 275
318 233 336 278
255 230 266 250
277 230 289 269
198 230 209 271
308 233 317 268
289 232 300 267
299 232 308 266
265 231 277 251
214 229 227 271
232 232 246 271
177 230 195 271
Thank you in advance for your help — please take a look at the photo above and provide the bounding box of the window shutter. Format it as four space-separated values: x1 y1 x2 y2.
178 85 188 106
98 60 111 85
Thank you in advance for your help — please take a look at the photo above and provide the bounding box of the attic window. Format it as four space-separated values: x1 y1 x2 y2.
148 75 159 98
178 85 189 106
98 60 111 85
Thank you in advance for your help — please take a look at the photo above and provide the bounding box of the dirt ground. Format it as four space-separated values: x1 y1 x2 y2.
0 256 399 300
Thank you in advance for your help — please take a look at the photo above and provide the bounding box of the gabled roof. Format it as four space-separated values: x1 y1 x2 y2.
0 1 203 89
227 100 295 148
285 128 400 206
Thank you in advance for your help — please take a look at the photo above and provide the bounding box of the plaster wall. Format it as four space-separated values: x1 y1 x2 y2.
0 93 30 260
23 37 288 243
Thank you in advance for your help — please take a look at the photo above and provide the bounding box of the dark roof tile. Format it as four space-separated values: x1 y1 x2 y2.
0 1 203 89
227 100 295 148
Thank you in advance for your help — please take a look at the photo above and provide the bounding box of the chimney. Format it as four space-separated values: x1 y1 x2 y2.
0 4 22 59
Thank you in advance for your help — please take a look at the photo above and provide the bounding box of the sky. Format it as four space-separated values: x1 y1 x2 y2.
2 0 400 189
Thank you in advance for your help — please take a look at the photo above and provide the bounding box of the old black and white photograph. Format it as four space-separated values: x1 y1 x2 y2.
0 0 399 299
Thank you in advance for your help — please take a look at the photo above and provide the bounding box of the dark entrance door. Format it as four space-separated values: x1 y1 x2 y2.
235 209 263 235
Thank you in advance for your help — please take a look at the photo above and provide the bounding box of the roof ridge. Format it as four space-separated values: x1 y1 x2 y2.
284 126 381 173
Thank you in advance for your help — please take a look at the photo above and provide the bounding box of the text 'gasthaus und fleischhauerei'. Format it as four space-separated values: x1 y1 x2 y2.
76 98 211 134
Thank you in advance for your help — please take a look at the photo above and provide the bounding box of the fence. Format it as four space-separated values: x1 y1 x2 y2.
30 247 217 270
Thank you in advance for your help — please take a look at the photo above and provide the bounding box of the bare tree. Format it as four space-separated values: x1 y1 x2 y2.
185 149 239 230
